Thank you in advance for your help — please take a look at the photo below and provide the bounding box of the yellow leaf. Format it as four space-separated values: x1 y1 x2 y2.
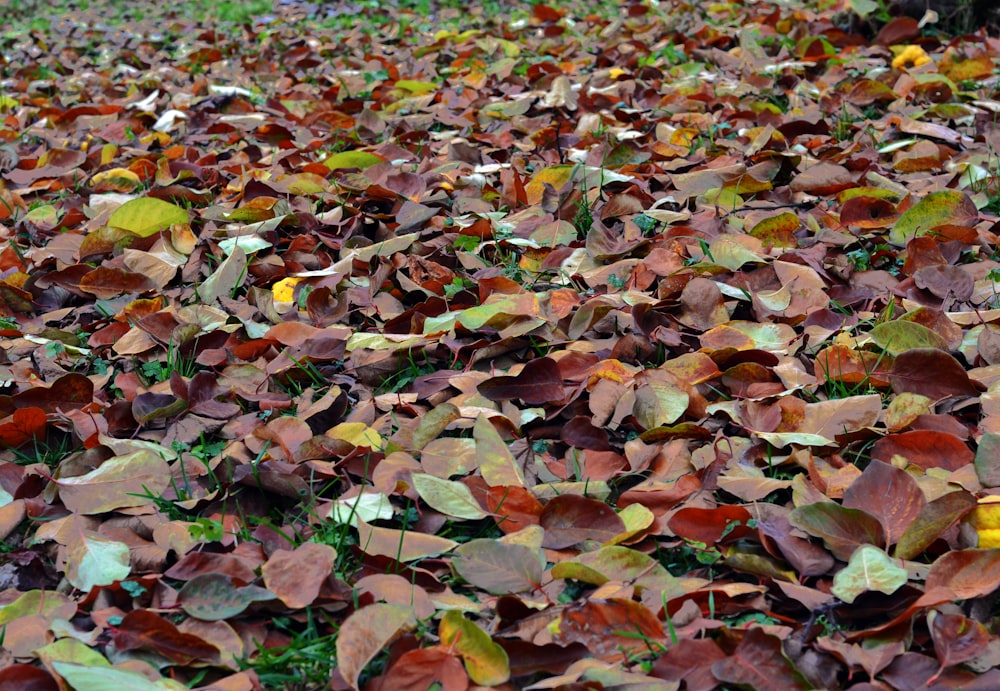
439 611 510 686
271 277 302 303
969 496 1000 547
328 422 383 449
90 168 142 192
525 165 577 205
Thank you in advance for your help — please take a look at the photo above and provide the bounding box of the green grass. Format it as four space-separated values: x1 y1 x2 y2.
240 610 340 691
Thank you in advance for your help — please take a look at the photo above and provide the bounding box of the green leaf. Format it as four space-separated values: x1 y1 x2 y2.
177 573 276 621
323 150 385 170
870 320 949 355
411 402 461 450
0 590 76 625
35 638 111 667
66 532 131 592
888 190 978 245
831 544 908 604
552 545 688 599
413 473 488 520
394 79 438 94
326 491 394 525
108 197 189 238
53 662 188 691
847 0 880 19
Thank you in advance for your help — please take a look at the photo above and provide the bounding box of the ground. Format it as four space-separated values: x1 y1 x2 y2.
2 0 1000 689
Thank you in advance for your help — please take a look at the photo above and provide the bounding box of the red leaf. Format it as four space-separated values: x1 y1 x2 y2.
0 407 47 447
485 485 543 534
0 665 59 691
668 505 755 545
871 430 973 472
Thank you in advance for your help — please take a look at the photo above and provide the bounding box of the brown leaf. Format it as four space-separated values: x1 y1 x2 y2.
842 461 925 545
12 373 93 413
0 665 59 691
381 647 468 691
549 598 664 662
889 349 980 400
78 266 158 298
788 502 885 561
893 490 976 560
336 604 415 690
539 494 625 549
925 549 1000 600
113 609 219 665
262 542 336 608
929 611 989 672
711 628 810 691
477 356 565 404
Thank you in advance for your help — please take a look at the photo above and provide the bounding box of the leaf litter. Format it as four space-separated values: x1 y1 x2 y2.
3 0 1000 688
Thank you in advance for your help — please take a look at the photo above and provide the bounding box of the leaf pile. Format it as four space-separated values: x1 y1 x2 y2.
3 0 1000 688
